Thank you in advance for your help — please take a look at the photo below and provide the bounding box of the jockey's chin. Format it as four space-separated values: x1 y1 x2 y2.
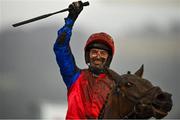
90 60 106 69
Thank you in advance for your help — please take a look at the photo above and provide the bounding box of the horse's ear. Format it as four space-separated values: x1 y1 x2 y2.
127 71 131 74
134 64 144 78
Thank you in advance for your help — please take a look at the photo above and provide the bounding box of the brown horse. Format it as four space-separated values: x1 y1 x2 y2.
99 65 173 119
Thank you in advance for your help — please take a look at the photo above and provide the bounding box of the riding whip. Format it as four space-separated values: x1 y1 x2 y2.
12 1 89 27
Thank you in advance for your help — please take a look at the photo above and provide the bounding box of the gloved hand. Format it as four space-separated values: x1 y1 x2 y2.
67 1 84 21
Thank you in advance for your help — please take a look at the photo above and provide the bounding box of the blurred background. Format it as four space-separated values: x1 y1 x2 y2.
0 0 180 119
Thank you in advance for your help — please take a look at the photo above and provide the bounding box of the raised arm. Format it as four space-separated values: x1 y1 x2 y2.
53 1 83 89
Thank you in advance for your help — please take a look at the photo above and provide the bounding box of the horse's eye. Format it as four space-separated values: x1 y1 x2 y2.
125 82 134 88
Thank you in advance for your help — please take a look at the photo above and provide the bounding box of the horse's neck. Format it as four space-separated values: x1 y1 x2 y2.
106 69 136 117
119 95 135 117
103 91 135 118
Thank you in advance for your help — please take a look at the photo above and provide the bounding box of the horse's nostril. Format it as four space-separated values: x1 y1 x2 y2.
156 94 166 101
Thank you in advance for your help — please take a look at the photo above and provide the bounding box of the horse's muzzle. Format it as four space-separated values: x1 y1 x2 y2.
152 92 173 118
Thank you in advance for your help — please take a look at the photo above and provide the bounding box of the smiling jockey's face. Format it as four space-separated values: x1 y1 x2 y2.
89 48 109 69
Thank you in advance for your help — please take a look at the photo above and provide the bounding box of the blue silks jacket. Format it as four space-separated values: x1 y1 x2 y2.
53 18 81 89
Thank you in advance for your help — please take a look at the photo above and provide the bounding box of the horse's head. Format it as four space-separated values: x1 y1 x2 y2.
99 65 173 119
119 65 173 119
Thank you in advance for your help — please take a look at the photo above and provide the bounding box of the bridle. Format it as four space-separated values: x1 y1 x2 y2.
98 73 158 119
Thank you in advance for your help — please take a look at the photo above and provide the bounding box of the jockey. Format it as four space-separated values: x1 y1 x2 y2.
53 1 119 119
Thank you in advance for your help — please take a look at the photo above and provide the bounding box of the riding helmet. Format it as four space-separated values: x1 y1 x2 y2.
84 32 115 67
